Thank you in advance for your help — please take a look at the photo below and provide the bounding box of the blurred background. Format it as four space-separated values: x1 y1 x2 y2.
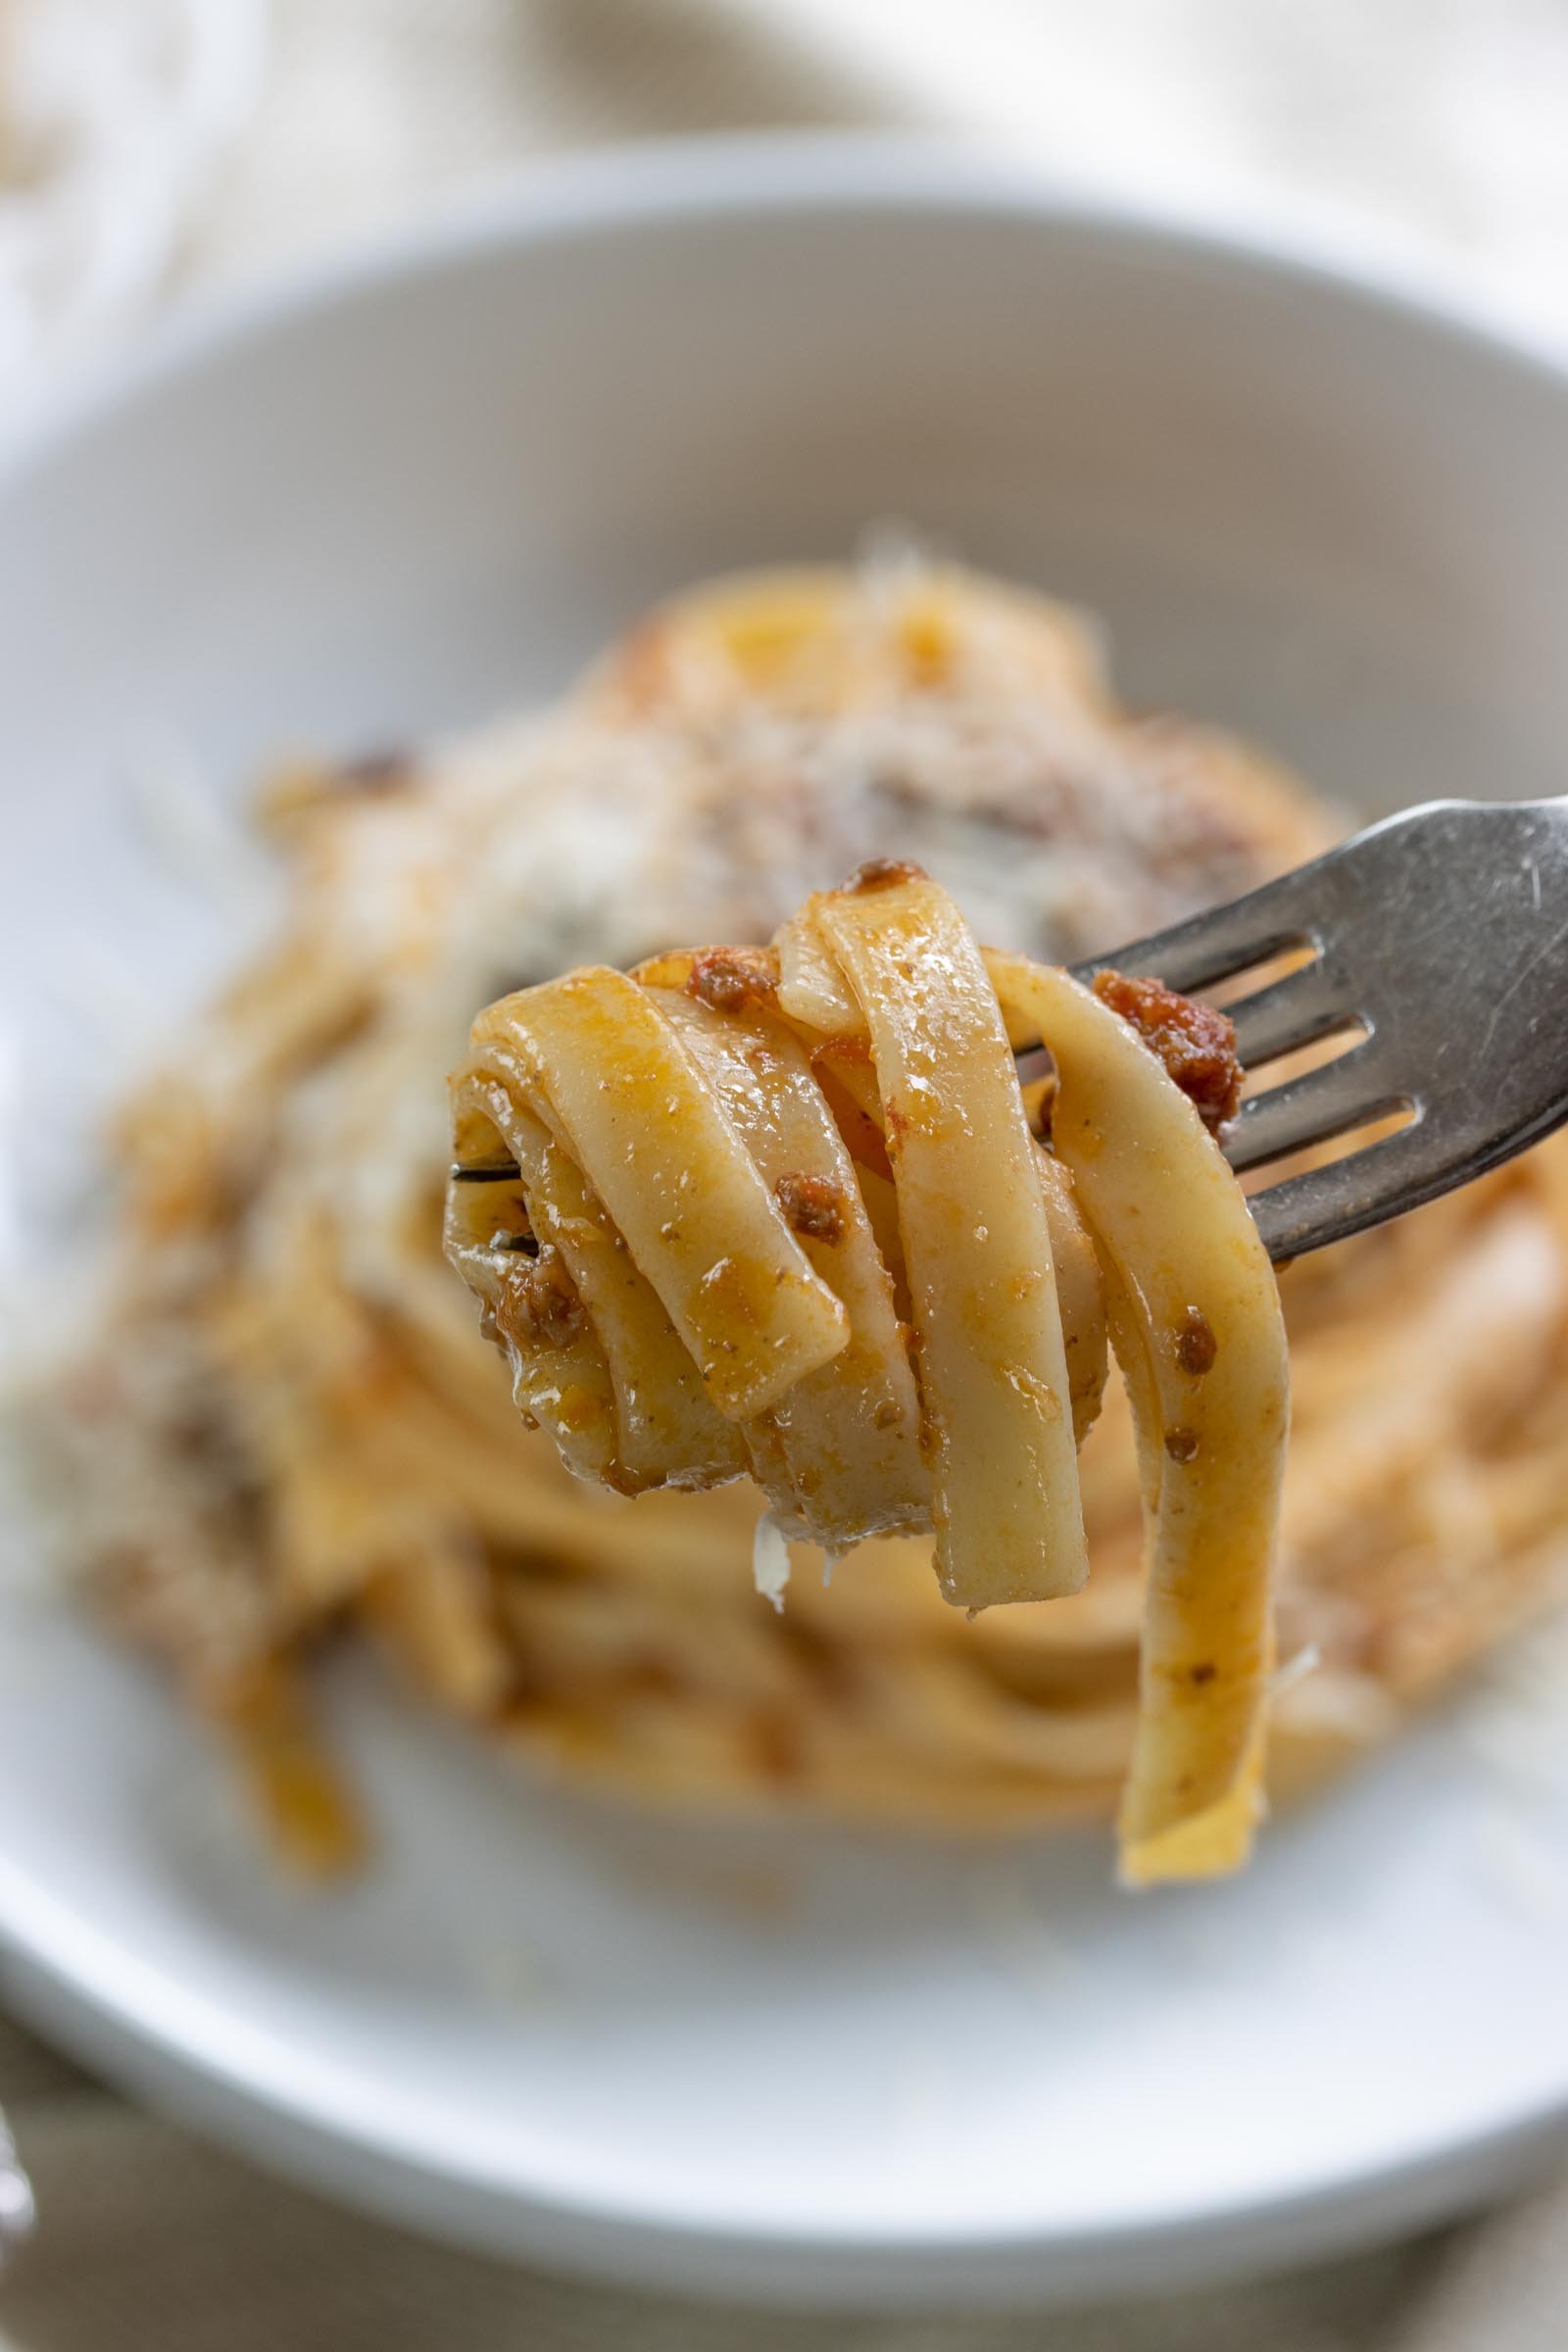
6 4 1568 2349
7 0 1568 417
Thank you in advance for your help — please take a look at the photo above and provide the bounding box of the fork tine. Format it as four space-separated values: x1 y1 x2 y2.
1071 865 1321 997
1224 1043 1406 1174
1249 1120 1432 1261
1227 957 1362 1070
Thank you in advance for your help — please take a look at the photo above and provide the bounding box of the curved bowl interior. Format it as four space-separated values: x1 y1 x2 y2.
3 141 1568 2305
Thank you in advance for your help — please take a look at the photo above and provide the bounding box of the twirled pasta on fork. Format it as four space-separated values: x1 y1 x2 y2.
446 861 1288 1883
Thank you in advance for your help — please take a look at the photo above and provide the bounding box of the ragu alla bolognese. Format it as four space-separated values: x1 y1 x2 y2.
29 560 1568 1879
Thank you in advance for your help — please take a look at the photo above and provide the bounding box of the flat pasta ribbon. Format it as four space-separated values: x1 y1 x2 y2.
984 956 1289 1883
446 865 1288 1880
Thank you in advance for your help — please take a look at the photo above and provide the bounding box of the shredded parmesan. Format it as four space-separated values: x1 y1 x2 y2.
752 1514 793 1613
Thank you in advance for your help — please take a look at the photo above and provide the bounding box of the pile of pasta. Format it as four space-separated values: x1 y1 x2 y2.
448 864 1289 1882
33 561 1568 1877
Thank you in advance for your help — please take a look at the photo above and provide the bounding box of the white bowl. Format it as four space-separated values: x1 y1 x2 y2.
5 136 1568 2308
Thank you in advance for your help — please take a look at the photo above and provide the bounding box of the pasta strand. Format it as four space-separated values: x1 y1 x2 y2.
449 868 1288 1878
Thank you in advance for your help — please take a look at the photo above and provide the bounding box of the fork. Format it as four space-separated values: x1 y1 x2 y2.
1069 794 1568 1262
453 795 1568 1266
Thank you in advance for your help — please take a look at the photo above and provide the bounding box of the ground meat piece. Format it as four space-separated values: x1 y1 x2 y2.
774 1171 847 1243
334 748 417 793
686 948 776 1013
1174 1304 1218 1375
1164 1426 1200 1463
1092 969 1243 1130
844 857 928 894
493 1246 584 1348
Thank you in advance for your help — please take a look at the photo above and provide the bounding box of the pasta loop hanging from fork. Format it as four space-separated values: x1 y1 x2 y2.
446 866 1289 1879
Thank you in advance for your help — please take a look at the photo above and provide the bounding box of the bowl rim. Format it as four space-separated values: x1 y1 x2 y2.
8 125 1568 489
7 129 1568 2300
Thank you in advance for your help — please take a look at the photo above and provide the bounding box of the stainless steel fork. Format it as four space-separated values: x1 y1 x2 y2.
1070 795 1568 1263
454 796 1568 1267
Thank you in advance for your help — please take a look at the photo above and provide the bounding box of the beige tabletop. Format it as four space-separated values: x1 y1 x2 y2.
6 3 1568 2343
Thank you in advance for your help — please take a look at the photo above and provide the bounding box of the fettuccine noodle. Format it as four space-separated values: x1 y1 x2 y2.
447 865 1288 1880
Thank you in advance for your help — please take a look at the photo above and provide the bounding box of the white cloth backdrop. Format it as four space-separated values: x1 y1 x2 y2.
6 2 1568 2343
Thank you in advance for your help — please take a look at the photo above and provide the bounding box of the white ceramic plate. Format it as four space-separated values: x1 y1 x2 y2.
5 138 1568 2309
